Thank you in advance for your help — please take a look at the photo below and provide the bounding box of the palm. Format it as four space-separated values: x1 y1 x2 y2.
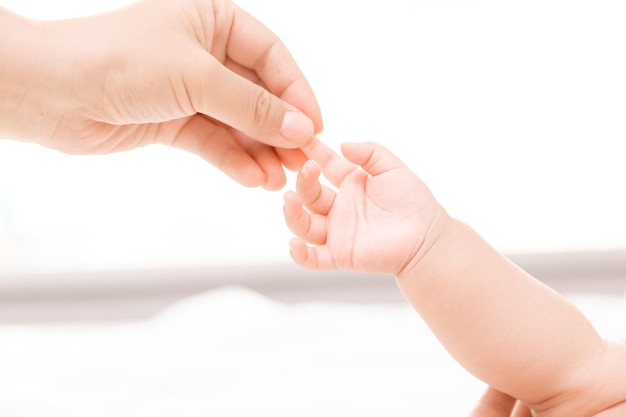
324 166 427 274
285 140 445 276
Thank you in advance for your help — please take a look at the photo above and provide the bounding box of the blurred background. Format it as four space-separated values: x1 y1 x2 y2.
0 0 625 415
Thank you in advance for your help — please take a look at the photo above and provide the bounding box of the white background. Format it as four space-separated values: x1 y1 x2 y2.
1 0 625 275
1 3 625 416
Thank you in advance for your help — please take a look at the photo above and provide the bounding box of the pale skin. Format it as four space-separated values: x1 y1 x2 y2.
283 139 626 417
0 0 322 190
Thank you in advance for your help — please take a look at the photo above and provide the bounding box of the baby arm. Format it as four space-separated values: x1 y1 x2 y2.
284 140 626 417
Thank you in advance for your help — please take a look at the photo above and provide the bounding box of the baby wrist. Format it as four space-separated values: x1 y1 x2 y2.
396 210 452 280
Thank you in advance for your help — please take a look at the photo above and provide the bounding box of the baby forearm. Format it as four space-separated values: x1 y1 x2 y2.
396 217 604 409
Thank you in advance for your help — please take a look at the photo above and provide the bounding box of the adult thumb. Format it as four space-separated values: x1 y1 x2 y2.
190 56 315 148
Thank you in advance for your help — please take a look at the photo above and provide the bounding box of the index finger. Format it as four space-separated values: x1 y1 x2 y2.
301 138 358 188
227 6 323 132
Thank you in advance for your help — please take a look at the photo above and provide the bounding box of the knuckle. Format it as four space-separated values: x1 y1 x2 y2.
251 89 274 130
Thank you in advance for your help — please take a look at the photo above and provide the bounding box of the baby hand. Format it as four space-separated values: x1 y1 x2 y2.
283 140 447 275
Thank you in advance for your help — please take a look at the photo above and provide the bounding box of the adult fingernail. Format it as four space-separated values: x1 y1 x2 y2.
280 111 314 143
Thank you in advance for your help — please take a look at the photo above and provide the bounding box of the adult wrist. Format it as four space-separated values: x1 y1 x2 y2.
0 8 87 143
0 7 31 139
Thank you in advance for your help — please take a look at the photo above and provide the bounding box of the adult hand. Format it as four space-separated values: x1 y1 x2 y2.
0 0 322 189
